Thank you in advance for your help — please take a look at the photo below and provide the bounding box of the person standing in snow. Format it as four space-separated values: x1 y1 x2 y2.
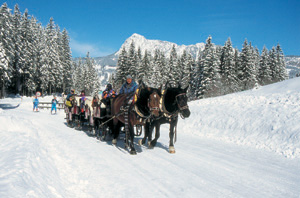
33 96 39 112
51 96 58 114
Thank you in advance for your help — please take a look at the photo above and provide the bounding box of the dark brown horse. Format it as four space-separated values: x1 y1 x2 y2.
139 83 190 153
111 82 161 155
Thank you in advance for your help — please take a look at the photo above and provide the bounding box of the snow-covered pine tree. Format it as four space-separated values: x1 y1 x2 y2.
181 50 193 89
73 58 84 92
201 46 221 97
45 17 61 94
220 37 238 94
268 47 277 83
151 49 161 87
61 29 73 93
233 47 242 91
11 4 22 94
139 50 151 84
82 52 100 95
159 51 168 86
54 25 64 92
20 9 37 95
193 50 205 99
239 39 256 90
127 41 137 79
135 47 142 81
168 45 179 85
0 3 13 93
275 43 287 81
0 41 8 98
115 47 128 89
258 46 272 85
188 55 199 100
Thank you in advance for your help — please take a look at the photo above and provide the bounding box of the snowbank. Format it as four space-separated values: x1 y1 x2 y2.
180 77 300 158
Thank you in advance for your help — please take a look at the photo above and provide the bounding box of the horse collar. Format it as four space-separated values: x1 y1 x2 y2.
160 89 179 118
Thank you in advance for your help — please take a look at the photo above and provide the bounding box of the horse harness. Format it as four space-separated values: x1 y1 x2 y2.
160 89 188 121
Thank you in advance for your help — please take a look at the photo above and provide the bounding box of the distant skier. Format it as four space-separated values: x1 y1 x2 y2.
51 96 58 114
33 96 39 112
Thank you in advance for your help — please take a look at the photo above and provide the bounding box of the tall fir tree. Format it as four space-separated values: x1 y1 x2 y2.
0 41 8 98
258 46 272 85
0 3 13 93
275 43 287 81
139 50 151 84
220 38 238 94
115 47 128 89
127 41 137 79
239 39 257 90
168 45 179 84
11 4 22 94
61 29 73 93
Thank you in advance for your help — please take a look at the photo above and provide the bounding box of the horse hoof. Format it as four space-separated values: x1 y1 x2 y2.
138 139 143 146
169 146 175 154
112 139 117 145
130 150 137 155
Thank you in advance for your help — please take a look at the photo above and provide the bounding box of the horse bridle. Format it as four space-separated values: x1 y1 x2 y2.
175 93 189 111
148 92 160 112
134 87 160 118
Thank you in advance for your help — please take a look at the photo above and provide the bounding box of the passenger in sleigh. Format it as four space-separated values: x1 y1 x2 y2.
119 75 138 105
92 95 100 108
66 89 76 110
79 90 87 113
101 83 116 115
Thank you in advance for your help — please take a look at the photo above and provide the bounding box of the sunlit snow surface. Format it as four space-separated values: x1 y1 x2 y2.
1 78 300 198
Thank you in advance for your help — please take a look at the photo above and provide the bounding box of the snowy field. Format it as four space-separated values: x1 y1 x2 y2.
0 78 300 198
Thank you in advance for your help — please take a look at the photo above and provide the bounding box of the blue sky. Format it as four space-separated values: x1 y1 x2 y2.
3 0 300 57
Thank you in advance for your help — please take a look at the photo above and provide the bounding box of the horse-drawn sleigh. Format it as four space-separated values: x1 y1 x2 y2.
64 81 190 155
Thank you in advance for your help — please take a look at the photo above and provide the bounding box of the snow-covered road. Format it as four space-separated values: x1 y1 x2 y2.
1 78 300 198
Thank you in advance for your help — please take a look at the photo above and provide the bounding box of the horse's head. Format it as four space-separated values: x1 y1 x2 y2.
164 82 190 118
137 81 161 118
175 85 190 118
147 86 162 117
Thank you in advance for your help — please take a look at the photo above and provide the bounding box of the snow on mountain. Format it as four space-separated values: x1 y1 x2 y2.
116 33 205 58
84 33 205 85
285 55 300 78
1 77 300 197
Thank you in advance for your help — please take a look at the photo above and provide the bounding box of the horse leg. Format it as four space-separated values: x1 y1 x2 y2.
128 123 137 155
112 120 120 145
139 122 150 146
149 123 160 148
169 118 178 154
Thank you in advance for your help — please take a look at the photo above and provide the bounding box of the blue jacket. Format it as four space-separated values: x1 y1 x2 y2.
33 98 39 105
119 81 138 95
52 99 58 106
